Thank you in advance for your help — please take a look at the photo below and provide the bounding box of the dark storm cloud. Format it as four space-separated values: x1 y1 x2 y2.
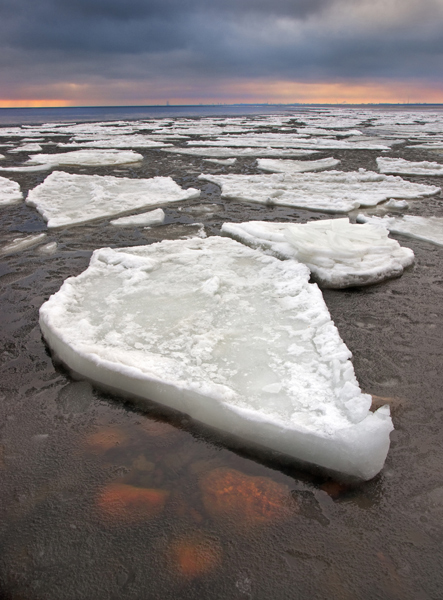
0 0 442 94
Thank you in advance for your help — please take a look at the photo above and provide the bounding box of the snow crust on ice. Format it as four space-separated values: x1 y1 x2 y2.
377 157 443 176
222 219 414 288
26 171 200 228
199 171 439 213
257 157 340 174
28 149 144 167
0 176 23 205
110 208 165 227
1 233 47 255
357 214 443 247
39 236 393 480
162 147 318 158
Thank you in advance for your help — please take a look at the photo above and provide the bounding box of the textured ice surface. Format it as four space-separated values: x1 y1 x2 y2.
222 219 414 288
1 233 47 255
357 214 443 247
26 171 200 228
110 208 165 227
407 142 443 150
377 157 443 176
163 147 318 158
257 158 340 174
28 149 144 167
0 176 22 205
39 236 393 480
385 199 409 210
199 171 439 213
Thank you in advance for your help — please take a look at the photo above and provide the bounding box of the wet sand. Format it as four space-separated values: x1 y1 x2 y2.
1 114 443 599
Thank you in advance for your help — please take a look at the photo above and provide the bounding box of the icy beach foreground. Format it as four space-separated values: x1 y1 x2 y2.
39 236 393 480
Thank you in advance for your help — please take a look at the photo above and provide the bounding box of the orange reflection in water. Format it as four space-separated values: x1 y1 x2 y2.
200 467 294 527
167 533 223 578
96 483 169 522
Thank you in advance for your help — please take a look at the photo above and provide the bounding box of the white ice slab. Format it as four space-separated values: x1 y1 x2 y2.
9 143 43 153
162 147 318 158
199 171 440 213
58 135 171 149
203 158 237 165
257 157 340 174
26 171 200 228
377 157 443 176
110 208 165 227
39 236 393 480
1 233 47 255
0 176 23 205
38 241 58 255
28 149 144 167
357 214 443 247
188 135 392 150
222 219 414 288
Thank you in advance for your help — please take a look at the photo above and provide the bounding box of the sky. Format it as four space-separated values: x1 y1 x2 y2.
0 0 442 107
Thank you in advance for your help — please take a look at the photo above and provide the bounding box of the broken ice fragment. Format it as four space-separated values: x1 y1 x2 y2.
39 236 393 479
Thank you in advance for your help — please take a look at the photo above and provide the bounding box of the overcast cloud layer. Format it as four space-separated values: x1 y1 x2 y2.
0 0 442 103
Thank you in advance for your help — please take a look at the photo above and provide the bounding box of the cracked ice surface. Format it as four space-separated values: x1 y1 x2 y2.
357 214 443 247
377 157 443 176
199 171 440 213
39 236 393 480
222 218 414 288
26 171 200 228
257 157 340 174
0 176 22 205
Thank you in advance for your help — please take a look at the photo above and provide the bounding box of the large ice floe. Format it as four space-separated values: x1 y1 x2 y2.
187 134 391 150
0 176 22 205
257 157 340 174
162 147 318 158
27 149 144 167
222 218 414 288
377 157 443 176
199 171 440 213
26 171 200 228
58 135 171 149
357 214 443 247
39 236 393 480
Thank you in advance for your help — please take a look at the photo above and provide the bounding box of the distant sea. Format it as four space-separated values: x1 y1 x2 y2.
1 103 442 126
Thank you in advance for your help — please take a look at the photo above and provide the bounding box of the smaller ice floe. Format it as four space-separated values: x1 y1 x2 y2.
39 236 393 479
27 149 144 167
27 171 200 228
203 158 237 165
296 128 363 137
0 176 22 205
257 157 340 174
357 214 443 247
110 208 165 227
199 171 440 213
58 135 171 149
9 143 43 153
1 233 47 256
38 241 58 255
385 199 409 210
162 147 318 158
0 154 4 159
377 157 443 176
406 142 443 150
222 218 414 288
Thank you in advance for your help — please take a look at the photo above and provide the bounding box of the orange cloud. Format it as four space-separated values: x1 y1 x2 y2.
0 99 71 108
